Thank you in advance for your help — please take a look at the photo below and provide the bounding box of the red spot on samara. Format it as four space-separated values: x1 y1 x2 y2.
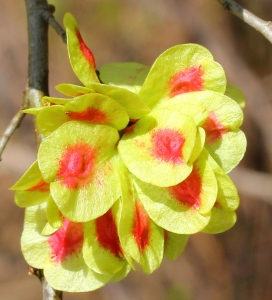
57 143 96 189
169 168 202 209
67 107 107 124
96 210 123 257
48 219 83 263
76 29 96 68
169 66 204 97
132 201 150 253
202 112 228 144
28 180 50 192
151 128 185 164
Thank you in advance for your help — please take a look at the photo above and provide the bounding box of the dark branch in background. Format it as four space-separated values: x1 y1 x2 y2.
217 0 272 44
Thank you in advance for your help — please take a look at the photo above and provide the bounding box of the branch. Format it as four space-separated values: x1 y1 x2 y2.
25 0 49 95
217 0 272 44
25 87 45 146
24 0 63 298
29 268 62 300
176 2 272 171
0 94 28 161
41 5 67 44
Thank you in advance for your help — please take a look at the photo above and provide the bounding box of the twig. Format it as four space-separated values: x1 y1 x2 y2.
172 1 272 171
0 94 28 161
41 5 67 44
217 0 272 44
25 87 45 146
29 268 62 300
0 87 46 160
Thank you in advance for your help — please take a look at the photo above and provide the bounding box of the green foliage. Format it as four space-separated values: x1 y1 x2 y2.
11 13 246 292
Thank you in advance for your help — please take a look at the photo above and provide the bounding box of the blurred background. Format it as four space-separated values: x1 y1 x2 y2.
1 0 272 299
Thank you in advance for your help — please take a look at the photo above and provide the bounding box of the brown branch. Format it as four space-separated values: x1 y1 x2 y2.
29 268 62 300
41 5 67 44
24 0 63 298
217 0 272 44
25 87 45 146
0 94 28 161
0 88 46 160
172 2 272 171
25 0 49 95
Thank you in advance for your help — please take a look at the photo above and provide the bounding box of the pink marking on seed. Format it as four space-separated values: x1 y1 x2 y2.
96 210 123 257
132 201 150 253
67 107 107 123
202 112 228 144
48 219 83 263
169 66 204 97
76 29 96 68
57 143 96 189
151 128 185 164
169 167 202 209
28 180 50 192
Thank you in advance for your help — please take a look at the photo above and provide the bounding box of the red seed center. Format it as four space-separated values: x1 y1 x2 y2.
169 66 204 97
132 202 150 253
67 107 107 123
169 168 202 209
96 210 123 257
28 179 50 192
76 29 96 68
57 143 96 189
48 219 84 263
202 112 228 144
151 128 185 164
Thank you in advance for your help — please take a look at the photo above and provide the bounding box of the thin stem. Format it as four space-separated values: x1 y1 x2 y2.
41 5 67 44
0 94 28 161
25 87 45 146
217 0 272 44
29 268 62 300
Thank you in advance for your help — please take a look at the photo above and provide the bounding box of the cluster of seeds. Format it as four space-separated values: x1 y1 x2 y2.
11 13 246 292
